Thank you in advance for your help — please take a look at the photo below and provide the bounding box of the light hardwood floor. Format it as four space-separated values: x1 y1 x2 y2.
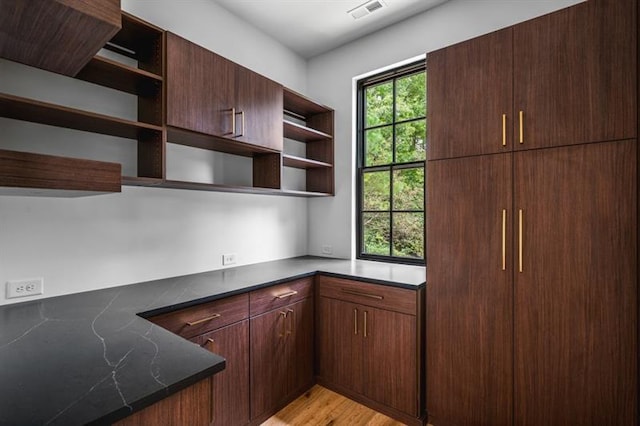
262 385 406 426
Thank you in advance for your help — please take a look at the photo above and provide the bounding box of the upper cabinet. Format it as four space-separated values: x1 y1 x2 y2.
428 0 637 160
0 0 122 77
166 32 283 153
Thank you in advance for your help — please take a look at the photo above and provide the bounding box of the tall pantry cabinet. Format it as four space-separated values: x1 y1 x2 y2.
426 0 638 425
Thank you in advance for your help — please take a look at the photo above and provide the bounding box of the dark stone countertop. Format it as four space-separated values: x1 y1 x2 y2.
0 256 425 425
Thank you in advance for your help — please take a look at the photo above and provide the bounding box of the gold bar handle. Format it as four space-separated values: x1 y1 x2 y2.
502 114 507 146
279 311 287 337
186 313 221 326
519 110 524 144
354 308 358 335
275 290 298 299
363 311 368 338
227 107 236 135
286 308 294 335
240 111 245 137
502 209 506 271
518 209 523 272
341 289 383 300
202 338 215 348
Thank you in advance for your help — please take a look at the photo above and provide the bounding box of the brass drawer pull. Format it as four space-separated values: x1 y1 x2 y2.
354 308 358 335
186 313 221 326
363 311 368 338
341 288 383 300
275 290 298 299
202 338 215 347
502 114 507 147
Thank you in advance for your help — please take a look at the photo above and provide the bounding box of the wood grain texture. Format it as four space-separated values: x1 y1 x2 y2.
253 153 282 189
195 320 250 426
76 56 162 97
149 293 249 339
426 154 513 426
283 88 332 117
513 0 637 149
0 0 121 76
114 378 212 426
235 65 283 151
318 275 416 315
166 127 277 157
166 32 235 138
262 385 405 426
363 306 417 416
317 297 364 396
513 140 637 425
427 28 513 160
286 298 315 401
250 306 289 420
0 149 121 194
108 12 164 76
249 277 313 316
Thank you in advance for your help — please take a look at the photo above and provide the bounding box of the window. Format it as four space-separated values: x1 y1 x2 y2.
357 62 426 264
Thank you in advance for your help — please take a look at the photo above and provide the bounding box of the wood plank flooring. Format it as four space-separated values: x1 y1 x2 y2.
262 385 406 426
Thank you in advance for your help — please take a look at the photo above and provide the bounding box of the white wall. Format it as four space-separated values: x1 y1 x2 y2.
305 0 584 259
0 0 309 305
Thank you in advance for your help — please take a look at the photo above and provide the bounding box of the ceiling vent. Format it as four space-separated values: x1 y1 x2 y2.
348 0 387 20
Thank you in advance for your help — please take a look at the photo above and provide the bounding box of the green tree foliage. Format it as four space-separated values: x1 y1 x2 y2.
362 71 426 259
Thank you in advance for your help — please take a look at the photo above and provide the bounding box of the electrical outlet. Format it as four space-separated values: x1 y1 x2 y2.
6 278 44 299
222 253 237 266
321 245 333 255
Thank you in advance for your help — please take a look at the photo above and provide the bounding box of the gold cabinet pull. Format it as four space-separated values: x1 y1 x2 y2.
341 288 383 300
502 114 507 146
519 110 524 144
502 209 507 271
240 110 245 137
286 308 294 335
275 290 298 299
354 308 358 335
279 311 287 337
518 209 523 272
363 311 368 338
202 338 215 348
227 107 236 135
186 313 221 326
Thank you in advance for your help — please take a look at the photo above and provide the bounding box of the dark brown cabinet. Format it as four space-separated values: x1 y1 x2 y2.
194 321 250 426
0 0 122 77
250 294 314 423
428 0 637 160
317 276 423 425
166 32 283 152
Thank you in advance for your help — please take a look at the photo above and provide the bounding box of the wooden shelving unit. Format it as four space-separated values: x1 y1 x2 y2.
76 56 163 97
281 88 335 195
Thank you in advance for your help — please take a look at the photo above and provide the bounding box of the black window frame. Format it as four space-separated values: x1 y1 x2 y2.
356 61 426 266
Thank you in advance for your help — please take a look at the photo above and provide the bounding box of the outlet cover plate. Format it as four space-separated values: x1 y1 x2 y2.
222 253 237 266
6 278 44 299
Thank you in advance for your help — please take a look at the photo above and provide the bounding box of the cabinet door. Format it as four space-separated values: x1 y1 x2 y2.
250 307 288 420
198 320 250 426
427 28 513 160
286 298 314 398
166 33 235 137
317 297 364 394
235 65 283 151
426 154 513 426
513 0 636 150
514 140 637 425
363 306 417 416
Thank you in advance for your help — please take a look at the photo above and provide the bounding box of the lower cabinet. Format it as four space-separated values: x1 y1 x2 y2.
249 279 315 423
317 276 424 425
192 320 250 426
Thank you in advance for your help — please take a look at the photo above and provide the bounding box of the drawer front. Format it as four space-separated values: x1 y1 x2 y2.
318 275 416 316
150 293 249 339
249 277 313 316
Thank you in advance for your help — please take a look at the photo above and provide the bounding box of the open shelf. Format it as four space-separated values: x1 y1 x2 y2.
283 119 332 142
76 55 162 96
283 90 332 117
282 154 332 169
0 149 121 197
0 93 163 140
167 126 277 157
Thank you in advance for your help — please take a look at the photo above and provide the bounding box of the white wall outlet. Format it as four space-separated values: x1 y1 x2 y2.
222 253 237 266
6 278 44 299
321 245 333 255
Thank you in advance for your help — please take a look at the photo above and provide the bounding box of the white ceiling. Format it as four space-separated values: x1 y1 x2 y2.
212 0 449 58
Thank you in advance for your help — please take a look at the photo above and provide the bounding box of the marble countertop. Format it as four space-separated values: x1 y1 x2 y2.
0 256 425 425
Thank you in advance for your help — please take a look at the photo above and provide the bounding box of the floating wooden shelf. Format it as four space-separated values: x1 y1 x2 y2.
0 93 163 140
76 55 162 96
283 88 332 117
283 120 332 142
0 149 121 197
282 154 333 169
167 126 277 157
